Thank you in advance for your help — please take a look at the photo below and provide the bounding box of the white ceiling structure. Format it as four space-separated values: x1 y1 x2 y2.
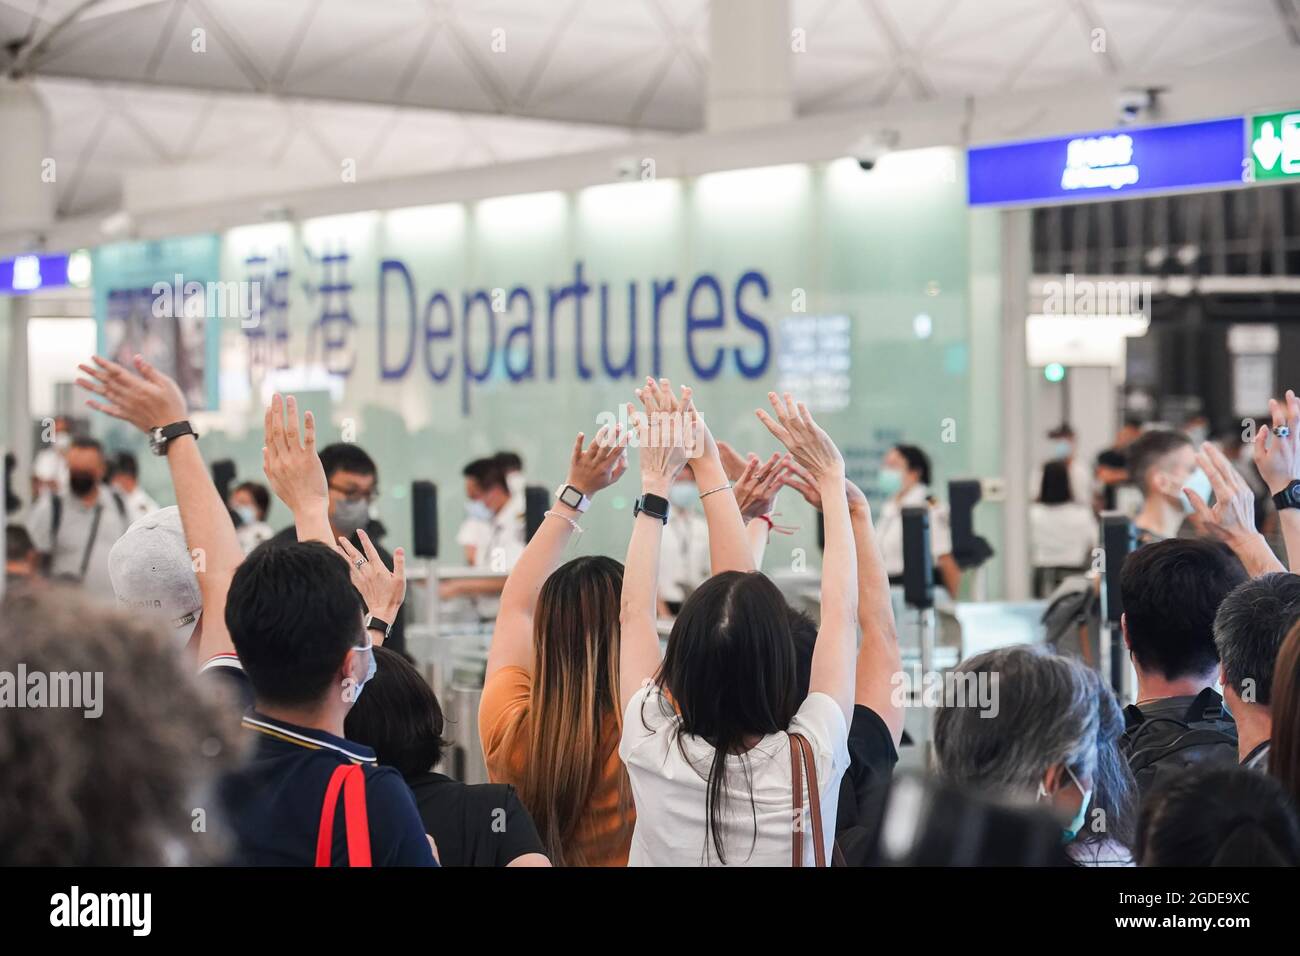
1 0 1298 222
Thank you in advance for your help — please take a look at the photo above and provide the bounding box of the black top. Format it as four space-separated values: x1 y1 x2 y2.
267 521 407 655
405 772 547 867
835 704 900 835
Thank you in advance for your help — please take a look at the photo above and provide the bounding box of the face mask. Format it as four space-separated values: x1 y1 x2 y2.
346 638 377 703
1052 440 1073 459
68 471 97 496
506 472 525 497
465 500 492 522
333 497 369 536
1179 466 1213 514
55 433 71 451
878 467 904 496
1039 766 1092 842
234 505 257 527
1186 426 1208 446
668 482 698 509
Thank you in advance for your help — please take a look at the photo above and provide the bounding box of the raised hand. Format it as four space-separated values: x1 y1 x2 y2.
1186 441 1256 541
338 528 406 632
566 425 627 496
632 377 692 495
262 393 329 515
755 392 844 484
732 451 790 521
78 354 187 433
782 459 868 512
1255 390 1300 495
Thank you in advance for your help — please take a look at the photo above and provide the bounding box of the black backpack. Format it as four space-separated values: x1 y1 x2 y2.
1121 689 1239 797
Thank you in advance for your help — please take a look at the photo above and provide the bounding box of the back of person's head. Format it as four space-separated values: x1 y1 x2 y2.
1126 429 1192 494
318 442 377 481
1072 666 1137 855
0 589 240 864
493 451 523 473
463 457 507 493
522 554 627 865
344 646 447 778
1138 767 1300 866
1038 460 1073 504
1273 620 1300 807
894 444 932 485
226 541 364 707
1213 572 1300 708
657 570 797 863
1120 539 1247 682
1096 448 1127 471
933 645 1098 800
5 523 35 563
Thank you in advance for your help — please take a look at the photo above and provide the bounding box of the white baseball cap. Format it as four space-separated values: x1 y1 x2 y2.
109 506 203 645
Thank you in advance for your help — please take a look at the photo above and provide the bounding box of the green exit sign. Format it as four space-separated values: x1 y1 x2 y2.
1251 111 1300 180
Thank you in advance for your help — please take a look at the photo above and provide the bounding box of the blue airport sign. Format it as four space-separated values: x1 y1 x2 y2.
0 252 74 294
967 116 1246 206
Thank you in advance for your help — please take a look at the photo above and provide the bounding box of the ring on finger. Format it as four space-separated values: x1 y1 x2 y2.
1274 426 1290 438
354 557 368 570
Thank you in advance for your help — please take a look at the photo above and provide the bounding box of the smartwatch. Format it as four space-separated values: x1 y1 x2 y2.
633 493 670 525
1273 480 1300 512
555 483 591 514
364 614 392 641
150 420 198 456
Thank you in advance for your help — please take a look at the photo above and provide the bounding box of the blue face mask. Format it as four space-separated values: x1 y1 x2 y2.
878 467 904 496
346 637 376 704
1052 440 1073 459
465 500 492 522
1041 766 1093 842
668 482 698 509
1180 466 1213 515
234 505 257 526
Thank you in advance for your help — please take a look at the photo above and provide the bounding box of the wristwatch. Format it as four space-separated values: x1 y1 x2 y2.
364 614 392 641
1273 480 1300 511
150 420 198 456
633 493 670 525
555 483 591 514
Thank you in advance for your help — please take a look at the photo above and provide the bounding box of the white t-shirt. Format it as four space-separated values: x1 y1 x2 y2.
1029 502 1098 569
122 485 160 522
620 684 850 866
875 483 953 577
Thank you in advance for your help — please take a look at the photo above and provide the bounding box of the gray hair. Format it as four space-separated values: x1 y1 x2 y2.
1213 572 1300 707
933 645 1098 801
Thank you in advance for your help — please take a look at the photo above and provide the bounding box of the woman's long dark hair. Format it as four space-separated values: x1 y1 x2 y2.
650 570 798 864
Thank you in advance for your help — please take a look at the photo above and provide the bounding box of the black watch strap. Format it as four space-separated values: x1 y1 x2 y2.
1273 480 1300 511
634 493 670 525
365 615 392 639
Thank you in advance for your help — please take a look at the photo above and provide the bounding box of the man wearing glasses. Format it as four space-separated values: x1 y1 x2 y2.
268 443 407 655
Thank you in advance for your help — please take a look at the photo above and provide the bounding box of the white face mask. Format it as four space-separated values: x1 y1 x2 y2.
465 499 492 522
506 472 525 497
668 482 698 509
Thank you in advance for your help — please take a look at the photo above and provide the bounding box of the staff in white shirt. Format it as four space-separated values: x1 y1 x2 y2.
109 451 160 521
1029 460 1098 597
874 443 961 598
443 457 525 602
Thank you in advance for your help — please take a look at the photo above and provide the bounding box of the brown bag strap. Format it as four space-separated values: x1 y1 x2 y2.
789 732 826 867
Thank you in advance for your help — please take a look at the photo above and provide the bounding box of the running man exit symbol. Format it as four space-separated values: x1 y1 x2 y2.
1251 112 1300 180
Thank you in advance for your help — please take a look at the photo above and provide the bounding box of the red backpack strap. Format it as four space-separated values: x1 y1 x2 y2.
316 764 372 867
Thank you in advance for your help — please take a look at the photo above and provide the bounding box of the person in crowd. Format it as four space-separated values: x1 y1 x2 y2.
1092 448 1132 513
478 427 631 865
268 441 407 655
1272 619 1300 807
1181 413 1211 447
1044 423 1091 506
1213 572 1300 771
0 588 241 865
1126 429 1208 544
25 436 131 599
108 507 206 651
1137 766 1300 866
933 645 1099 845
109 450 160 520
1029 459 1097 597
1069 667 1137 866
230 480 274 553
619 383 857 865
346 646 550 867
874 443 961 597
444 457 526 605
780 459 905 861
5 523 40 590
30 414 70 498
1118 539 1246 794
1114 417 1143 451
494 449 526 509
656 463 712 616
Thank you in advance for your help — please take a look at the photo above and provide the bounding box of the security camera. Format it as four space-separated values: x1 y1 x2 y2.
1116 88 1160 126
850 130 899 171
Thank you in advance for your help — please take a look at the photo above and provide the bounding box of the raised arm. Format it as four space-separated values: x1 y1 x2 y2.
485 426 626 678
757 392 857 722
620 380 691 712
263 393 406 635
1186 440 1284 577
720 439 792 570
78 354 241 664
1253 390 1300 574
683 396 756 574
785 461 902 742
